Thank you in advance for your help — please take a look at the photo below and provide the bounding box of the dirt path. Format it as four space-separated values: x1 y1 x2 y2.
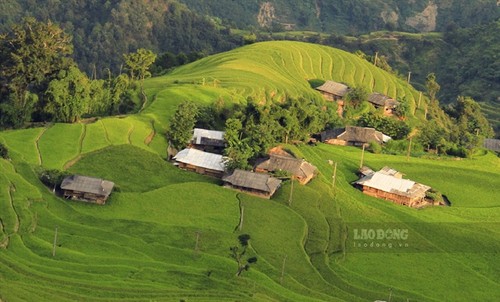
35 127 49 166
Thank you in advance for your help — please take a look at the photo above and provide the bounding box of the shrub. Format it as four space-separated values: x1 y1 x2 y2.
0 142 8 159
367 141 382 154
425 189 444 203
308 79 325 88
38 169 70 188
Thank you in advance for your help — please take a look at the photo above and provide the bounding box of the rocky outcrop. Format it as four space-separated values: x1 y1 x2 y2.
405 1 438 32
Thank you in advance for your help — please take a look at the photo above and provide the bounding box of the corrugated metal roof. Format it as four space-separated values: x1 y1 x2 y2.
356 172 415 194
174 148 226 171
61 175 114 196
192 128 225 145
315 81 349 97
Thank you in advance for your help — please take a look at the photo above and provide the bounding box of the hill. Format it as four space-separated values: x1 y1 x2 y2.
0 41 499 301
144 41 429 129
179 0 499 33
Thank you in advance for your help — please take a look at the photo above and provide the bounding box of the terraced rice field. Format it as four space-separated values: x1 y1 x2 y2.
0 41 498 301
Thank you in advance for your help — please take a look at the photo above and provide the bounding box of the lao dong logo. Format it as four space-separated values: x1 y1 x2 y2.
352 228 409 249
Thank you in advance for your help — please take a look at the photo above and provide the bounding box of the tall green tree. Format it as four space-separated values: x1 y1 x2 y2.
425 73 441 103
45 66 91 123
0 17 73 127
123 48 157 84
166 101 199 150
224 118 253 170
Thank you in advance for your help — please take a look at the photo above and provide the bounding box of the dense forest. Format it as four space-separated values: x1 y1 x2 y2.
0 0 240 76
0 0 498 135
179 0 499 33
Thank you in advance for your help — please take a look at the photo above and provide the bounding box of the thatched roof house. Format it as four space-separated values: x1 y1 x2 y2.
173 148 226 178
61 175 115 205
368 93 399 116
315 80 349 101
484 138 500 152
222 169 282 199
320 126 391 146
191 128 225 153
354 168 431 207
255 154 317 185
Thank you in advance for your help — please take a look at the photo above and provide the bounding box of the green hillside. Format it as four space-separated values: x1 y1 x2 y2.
144 41 428 128
0 41 499 301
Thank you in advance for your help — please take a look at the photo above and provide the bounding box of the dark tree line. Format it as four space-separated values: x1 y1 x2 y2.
0 19 155 128
0 0 241 77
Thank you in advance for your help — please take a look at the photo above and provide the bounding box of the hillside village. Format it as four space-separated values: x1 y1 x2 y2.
0 14 498 301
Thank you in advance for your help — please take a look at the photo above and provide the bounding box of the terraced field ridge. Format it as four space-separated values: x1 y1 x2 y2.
0 41 499 301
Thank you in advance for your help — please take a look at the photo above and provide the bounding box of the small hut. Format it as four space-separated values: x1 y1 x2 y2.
173 148 226 178
320 126 391 146
61 175 115 205
255 154 317 185
222 169 282 199
368 93 399 116
315 80 350 101
354 168 431 207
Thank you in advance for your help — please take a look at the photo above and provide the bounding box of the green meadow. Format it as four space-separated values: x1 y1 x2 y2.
0 41 499 301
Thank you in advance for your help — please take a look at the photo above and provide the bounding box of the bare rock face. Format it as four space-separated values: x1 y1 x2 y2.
405 1 438 32
381 9 399 25
257 2 276 28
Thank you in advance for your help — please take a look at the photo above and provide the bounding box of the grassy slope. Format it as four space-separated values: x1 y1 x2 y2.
0 41 499 301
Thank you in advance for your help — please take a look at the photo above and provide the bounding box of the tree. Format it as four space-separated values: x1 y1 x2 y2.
229 234 257 277
425 73 440 102
224 118 254 170
165 101 199 150
0 17 73 127
345 86 368 109
393 97 411 119
123 48 157 84
45 66 91 123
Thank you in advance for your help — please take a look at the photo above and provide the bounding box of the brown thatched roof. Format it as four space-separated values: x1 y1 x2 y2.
321 126 390 144
368 93 399 108
484 139 500 152
255 154 317 180
315 81 349 97
61 175 114 197
222 169 282 194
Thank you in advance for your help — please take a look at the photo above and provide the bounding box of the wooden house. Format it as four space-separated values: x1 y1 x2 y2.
173 148 226 178
222 169 282 199
320 126 391 146
354 168 431 207
61 175 115 205
315 80 349 101
191 128 225 154
368 93 399 116
255 154 317 185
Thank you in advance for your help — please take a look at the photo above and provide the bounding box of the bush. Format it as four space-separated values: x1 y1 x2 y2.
425 189 444 203
38 169 70 188
308 79 325 88
0 142 8 159
367 141 382 154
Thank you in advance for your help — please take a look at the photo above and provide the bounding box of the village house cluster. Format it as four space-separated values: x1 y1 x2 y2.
315 80 399 116
173 128 318 198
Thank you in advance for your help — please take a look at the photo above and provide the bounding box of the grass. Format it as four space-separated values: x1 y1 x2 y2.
0 41 498 301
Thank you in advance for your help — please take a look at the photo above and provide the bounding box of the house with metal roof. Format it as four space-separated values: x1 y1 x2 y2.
173 148 226 178
61 175 115 205
222 169 282 199
191 128 225 153
354 167 432 207
320 126 391 146
368 93 399 116
255 154 318 185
